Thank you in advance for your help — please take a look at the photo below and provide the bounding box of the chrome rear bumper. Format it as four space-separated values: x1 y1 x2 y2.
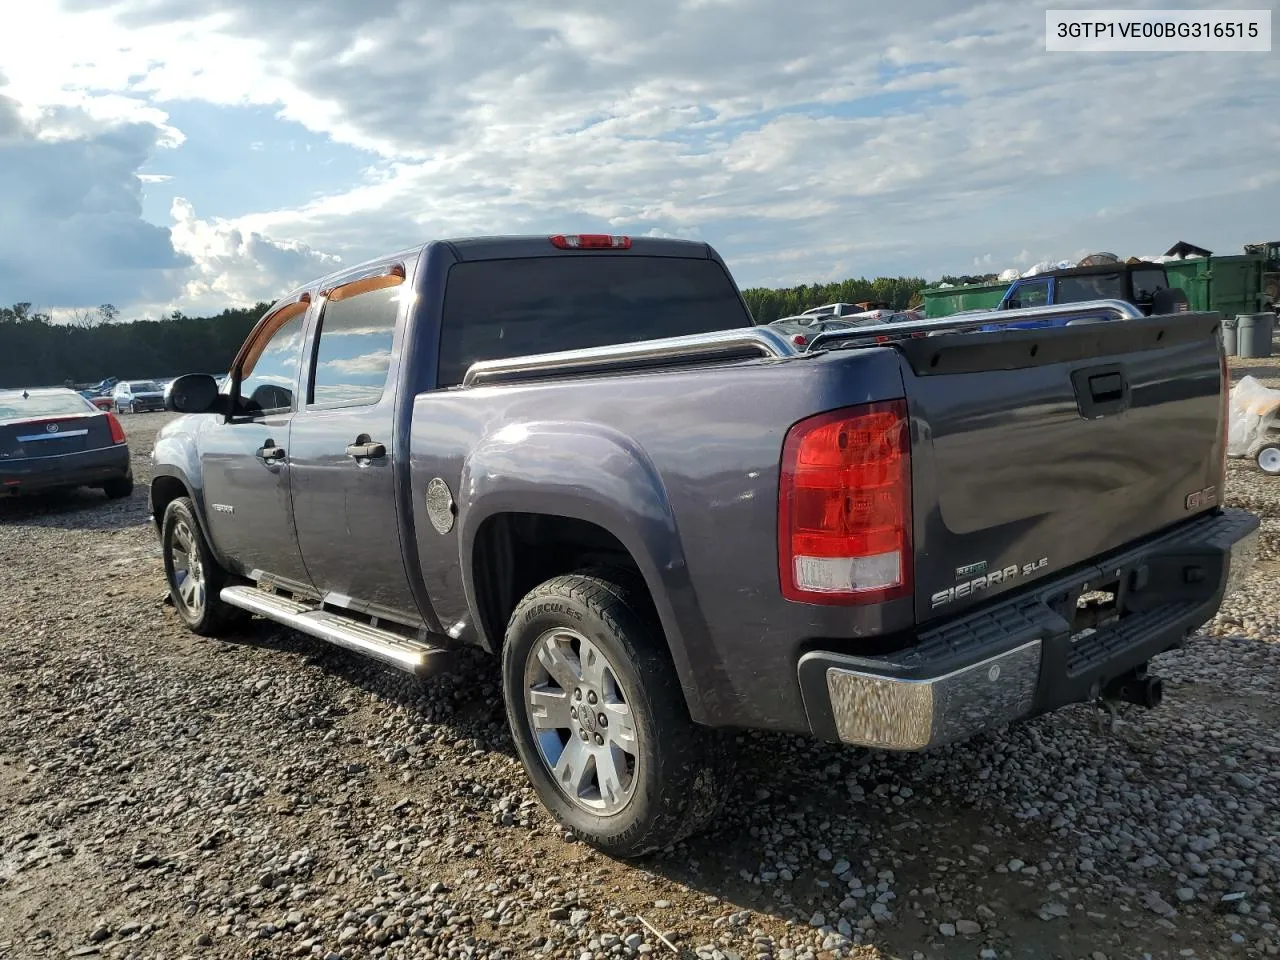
824 641 1041 751
800 508 1259 752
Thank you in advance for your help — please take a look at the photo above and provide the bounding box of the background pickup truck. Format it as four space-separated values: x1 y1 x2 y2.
978 260 1190 332
154 234 1258 857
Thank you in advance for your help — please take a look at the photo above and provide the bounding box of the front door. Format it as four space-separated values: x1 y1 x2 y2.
288 270 421 624
200 306 312 588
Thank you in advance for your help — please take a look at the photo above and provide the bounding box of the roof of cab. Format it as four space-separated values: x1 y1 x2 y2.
441 235 713 261
262 234 715 319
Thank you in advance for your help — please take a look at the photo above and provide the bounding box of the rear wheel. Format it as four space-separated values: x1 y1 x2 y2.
161 497 246 636
502 573 731 858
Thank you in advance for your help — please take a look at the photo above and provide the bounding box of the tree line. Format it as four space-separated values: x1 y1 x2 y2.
740 276 926 324
1 272 931 388
0 302 269 389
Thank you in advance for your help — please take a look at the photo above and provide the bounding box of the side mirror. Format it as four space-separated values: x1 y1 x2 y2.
168 373 222 413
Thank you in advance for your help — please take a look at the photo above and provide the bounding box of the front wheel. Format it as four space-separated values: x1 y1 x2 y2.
502 573 731 858
161 497 246 636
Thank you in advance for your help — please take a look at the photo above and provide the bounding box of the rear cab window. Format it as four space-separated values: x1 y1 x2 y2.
435 256 750 388
1057 273 1126 304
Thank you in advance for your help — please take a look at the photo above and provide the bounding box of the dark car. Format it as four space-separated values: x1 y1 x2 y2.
153 234 1255 858
112 380 166 414
0 388 133 498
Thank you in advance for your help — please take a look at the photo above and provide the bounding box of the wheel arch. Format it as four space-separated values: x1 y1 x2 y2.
456 422 716 724
149 465 228 569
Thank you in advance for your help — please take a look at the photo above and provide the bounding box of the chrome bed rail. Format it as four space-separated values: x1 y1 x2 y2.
461 326 799 388
804 299 1144 352
459 300 1145 387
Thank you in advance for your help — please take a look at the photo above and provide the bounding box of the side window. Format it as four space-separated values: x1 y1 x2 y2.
1009 280 1049 308
309 283 400 408
239 311 307 415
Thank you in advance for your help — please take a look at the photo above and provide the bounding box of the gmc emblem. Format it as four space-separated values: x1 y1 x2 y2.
1185 485 1217 510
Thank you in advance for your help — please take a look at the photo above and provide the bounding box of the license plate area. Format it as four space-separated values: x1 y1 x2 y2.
1044 568 1130 644
1071 578 1121 642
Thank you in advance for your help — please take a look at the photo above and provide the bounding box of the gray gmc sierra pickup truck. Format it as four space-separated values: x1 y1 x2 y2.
152 234 1258 856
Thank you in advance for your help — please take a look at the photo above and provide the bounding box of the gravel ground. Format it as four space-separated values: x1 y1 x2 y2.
1 367 1278 960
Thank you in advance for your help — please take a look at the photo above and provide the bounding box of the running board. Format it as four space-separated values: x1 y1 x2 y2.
219 586 453 676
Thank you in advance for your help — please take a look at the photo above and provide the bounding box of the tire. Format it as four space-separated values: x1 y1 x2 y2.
1256 445 1280 475
161 497 246 636
102 474 134 499
502 573 731 858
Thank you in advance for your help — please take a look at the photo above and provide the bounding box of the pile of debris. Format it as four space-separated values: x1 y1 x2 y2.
997 242 1217 284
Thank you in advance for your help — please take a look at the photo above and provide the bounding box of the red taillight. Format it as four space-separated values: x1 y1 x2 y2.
778 400 912 605
549 234 631 250
106 412 126 445
791 333 808 347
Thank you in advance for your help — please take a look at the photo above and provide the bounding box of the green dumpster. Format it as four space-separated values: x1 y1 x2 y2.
1165 255 1267 317
921 282 1007 319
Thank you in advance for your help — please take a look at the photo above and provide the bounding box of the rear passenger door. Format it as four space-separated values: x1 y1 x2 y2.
288 265 421 625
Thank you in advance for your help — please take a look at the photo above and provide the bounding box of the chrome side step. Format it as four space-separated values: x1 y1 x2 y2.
220 586 453 676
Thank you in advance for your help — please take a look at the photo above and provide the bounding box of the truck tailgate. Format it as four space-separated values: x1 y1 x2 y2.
899 312 1226 624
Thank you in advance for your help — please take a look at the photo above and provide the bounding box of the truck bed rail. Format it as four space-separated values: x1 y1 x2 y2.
460 326 800 388
459 301 1147 388
805 299 1145 352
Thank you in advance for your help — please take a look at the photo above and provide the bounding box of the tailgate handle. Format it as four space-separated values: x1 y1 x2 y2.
1072 364 1129 419
1089 372 1125 402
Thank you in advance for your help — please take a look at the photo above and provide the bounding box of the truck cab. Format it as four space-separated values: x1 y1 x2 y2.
992 261 1187 329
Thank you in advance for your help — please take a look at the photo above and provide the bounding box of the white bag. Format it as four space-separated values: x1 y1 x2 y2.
1227 375 1280 457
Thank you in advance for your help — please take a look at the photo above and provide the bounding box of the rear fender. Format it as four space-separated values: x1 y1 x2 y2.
457 420 716 721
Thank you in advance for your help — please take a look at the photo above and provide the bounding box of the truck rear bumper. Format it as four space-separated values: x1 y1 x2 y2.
797 508 1260 751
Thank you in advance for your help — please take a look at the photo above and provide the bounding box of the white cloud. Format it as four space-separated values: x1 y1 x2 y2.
0 0 1277 312
0 89 187 308
166 198 342 310
321 349 392 377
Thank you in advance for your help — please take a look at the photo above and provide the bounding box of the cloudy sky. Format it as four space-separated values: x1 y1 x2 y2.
1 0 1276 317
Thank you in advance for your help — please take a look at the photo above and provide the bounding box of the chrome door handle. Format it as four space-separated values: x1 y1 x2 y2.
345 441 386 460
